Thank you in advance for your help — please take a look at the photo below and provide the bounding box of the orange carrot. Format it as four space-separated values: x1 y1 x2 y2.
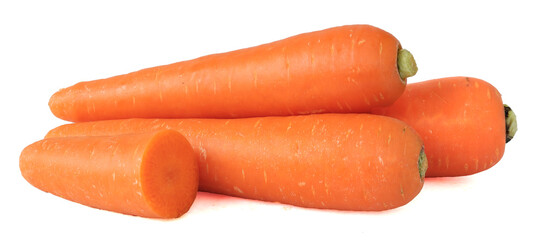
46 114 426 211
372 77 517 177
49 25 417 122
20 130 199 218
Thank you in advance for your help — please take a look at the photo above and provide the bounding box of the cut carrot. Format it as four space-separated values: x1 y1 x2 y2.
49 25 417 122
46 114 426 211
20 130 199 218
372 77 517 177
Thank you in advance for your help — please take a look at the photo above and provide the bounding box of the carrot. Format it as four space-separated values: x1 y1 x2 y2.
20 130 199 218
46 114 426 211
49 25 417 122
371 77 517 177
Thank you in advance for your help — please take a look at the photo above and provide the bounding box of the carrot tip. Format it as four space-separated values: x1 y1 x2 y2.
397 49 418 81
504 104 517 143
418 147 428 181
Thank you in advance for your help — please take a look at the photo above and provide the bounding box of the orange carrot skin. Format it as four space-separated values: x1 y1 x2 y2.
46 114 424 211
49 25 405 122
20 130 198 218
372 77 506 177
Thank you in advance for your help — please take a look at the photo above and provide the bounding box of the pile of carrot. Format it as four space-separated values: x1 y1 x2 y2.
20 24 516 219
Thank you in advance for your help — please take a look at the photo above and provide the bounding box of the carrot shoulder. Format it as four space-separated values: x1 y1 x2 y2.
372 77 517 177
46 114 426 211
20 130 198 218
49 25 417 122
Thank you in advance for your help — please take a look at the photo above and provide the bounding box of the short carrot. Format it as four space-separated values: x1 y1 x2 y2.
20 130 199 218
49 25 417 122
371 77 517 177
46 114 426 211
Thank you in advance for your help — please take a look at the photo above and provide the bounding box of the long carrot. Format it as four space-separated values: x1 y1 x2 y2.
49 25 417 122
46 114 427 211
371 77 517 177
20 130 199 218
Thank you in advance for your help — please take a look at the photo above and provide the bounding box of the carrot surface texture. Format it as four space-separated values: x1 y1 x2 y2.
49 25 417 122
372 77 517 177
20 130 199 219
46 114 427 211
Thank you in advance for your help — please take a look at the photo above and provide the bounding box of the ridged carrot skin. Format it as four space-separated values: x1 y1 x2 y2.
46 114 426 211
49 25 411 122
372 77 508 177
20 130 199 218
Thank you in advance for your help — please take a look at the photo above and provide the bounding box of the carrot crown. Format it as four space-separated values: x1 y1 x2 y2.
418 147 427 181
397 49 418 81
504 104 517 143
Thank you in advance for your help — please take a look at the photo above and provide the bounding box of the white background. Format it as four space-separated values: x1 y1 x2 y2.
2 0 538 239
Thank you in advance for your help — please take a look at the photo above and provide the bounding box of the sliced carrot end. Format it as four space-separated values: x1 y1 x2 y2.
140 130 199 218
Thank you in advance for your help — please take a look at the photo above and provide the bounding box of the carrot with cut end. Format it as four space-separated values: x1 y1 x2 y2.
20 130 199 218
372 77 517 177
49 25 417 122
46 114 426 211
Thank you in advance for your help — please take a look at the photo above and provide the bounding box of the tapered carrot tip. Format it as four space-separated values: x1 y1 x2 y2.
19 130 199 219
397 49 418 81
504 104 517 143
